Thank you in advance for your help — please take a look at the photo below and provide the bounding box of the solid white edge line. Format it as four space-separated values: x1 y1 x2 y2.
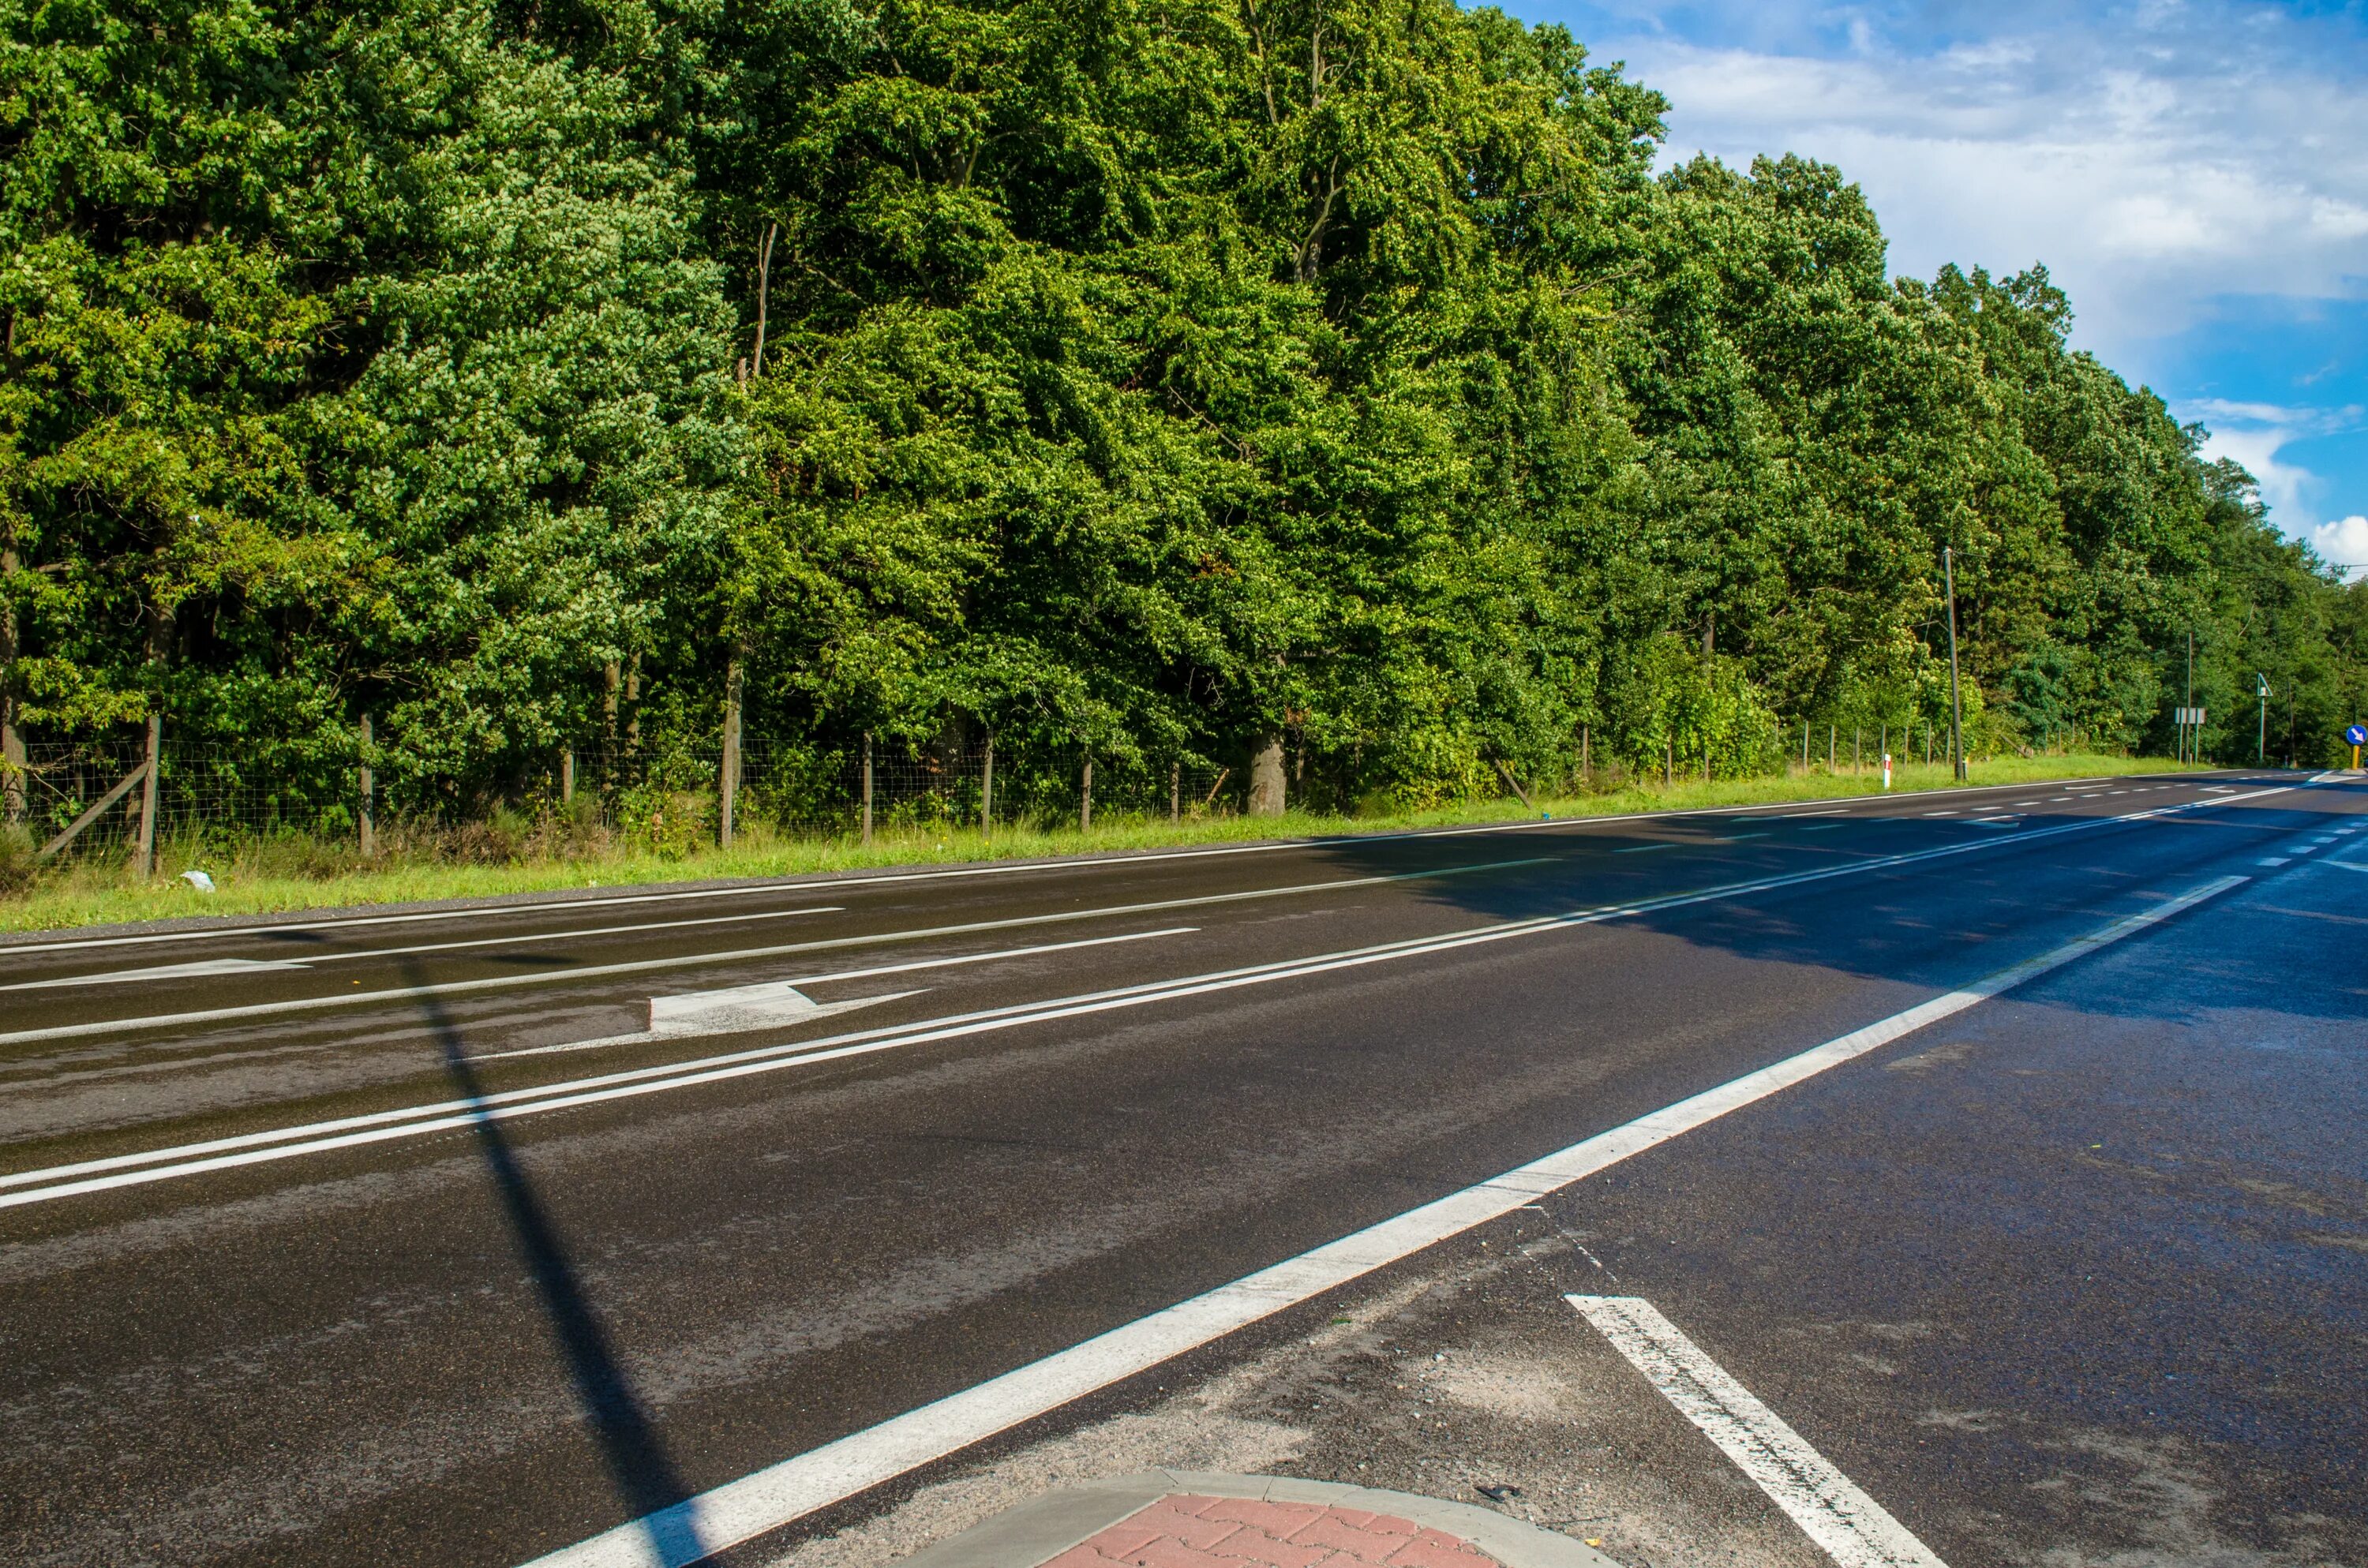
512 874 2246 1568
0 794 2291 1203
0 771 2258 956
1567 1296 1948 1568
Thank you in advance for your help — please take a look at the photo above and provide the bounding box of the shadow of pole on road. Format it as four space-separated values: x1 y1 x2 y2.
407 961 706 1565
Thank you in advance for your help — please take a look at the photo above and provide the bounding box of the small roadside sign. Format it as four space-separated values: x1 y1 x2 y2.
2347 724 2367 746
2175 706 2207 726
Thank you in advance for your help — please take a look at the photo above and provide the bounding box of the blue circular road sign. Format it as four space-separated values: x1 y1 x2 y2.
2348 724 2367 746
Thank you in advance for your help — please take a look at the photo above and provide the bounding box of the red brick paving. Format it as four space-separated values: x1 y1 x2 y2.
1036 1495 1506 1568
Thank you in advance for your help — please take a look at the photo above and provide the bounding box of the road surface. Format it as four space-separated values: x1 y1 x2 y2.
2 770 2362 1568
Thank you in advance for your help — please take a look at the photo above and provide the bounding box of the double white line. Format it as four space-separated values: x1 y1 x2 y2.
0 788 2288 1212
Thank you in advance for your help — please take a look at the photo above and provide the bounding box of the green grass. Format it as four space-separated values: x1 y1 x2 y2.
0 751 2212 934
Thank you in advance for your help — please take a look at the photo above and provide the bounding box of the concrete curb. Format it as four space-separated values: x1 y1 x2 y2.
894 1471 1624 1568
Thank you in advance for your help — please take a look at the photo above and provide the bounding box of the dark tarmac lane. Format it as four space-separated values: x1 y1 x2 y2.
1 770 2361 1568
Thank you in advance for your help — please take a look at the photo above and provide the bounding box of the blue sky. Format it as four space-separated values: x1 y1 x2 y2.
1497 0 2368 574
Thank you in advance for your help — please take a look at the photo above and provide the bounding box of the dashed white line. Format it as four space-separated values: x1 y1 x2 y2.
1570 1295 1949 1567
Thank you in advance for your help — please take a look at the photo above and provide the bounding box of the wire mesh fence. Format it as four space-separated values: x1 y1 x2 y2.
1 733 1248 863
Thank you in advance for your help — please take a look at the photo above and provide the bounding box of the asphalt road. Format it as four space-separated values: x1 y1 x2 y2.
2 769 2361 1568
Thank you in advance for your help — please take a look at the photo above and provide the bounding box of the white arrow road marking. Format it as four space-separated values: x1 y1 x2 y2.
503 874 2242 1568
483 992 929 1063
0 956 313 991
1568 1295 1948 1568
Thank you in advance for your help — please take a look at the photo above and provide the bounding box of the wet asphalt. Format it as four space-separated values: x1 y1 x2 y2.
0 770 2359 1568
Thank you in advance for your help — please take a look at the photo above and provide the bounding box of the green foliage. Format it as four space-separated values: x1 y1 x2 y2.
2 0 2359 824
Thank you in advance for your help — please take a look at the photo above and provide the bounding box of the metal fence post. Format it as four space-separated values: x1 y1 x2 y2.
860 732 873 846
358 713 375 859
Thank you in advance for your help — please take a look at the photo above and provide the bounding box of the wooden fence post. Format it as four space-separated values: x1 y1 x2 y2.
860 732 873 846
561 748 575 805
719 654 743 849
980 735 994 836
358 713 375 859
134 711 161 878
1080 752 1092 833
1170 758 1180 824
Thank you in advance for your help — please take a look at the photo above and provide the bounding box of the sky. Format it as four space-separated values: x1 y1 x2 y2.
1500 0 2368 575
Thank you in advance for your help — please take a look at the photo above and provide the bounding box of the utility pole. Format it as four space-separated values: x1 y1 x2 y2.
1943 546 1967 782
2184 629 2194 765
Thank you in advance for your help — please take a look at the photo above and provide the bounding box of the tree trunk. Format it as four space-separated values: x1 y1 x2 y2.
1 545 21 825
358 713 375 859
719 649 744 848
752 221 778 376
1247 734 1286 816
624 653 642 754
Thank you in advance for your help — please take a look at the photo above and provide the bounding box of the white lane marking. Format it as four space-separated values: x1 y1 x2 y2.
0 907 845 990
1568 1296 1947 1568
1970 818 2019 829
0 860 1549 1050
0 929 1196 1188
1779 810 1850 818
0 791 2300 1203
513 876 2244 1568
473 929 1196 1061
1613 842 1681 854
1800 824 1845 833
1920 811 1958 818
2258 858 2291 867
508 991 927 1061
2289 844 2320 855
0 784 2276 1208
0 956 311 991
1718 832 1773 842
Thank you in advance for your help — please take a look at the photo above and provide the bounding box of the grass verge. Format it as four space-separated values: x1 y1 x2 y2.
0 752 2209 934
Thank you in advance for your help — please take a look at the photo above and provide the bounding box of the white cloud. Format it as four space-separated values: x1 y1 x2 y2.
2307 515 2368 576
1587 6 2368 360
2178 399 2365 550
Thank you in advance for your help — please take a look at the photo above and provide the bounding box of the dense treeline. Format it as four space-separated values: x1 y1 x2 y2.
4 0 2362 825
